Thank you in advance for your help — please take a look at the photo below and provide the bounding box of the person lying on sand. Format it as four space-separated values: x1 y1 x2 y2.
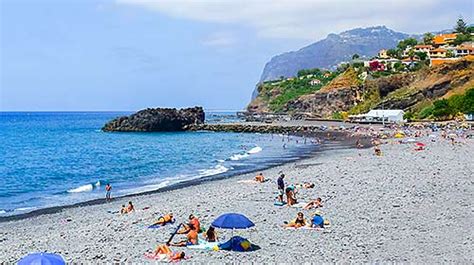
178 214 201 234
153 213 174 226
286 212 307 228
286 185 297 206
303 197 323 210
169 224 199 247
310 210 324 228
255 172 265 183
126 201 135 213
296 182 315 189
153 244 186 261
205 226 218 242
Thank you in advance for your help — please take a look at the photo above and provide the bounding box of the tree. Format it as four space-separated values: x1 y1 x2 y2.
461 88 474 113
415 51 428 61
387 49 401 59
352 54 360 60
407 49 415 60
423 32 434 45
432 99 453 119
446 50 455 58
452 33 473 46
397 38 418 50
454 17 468 34
393 62 405 72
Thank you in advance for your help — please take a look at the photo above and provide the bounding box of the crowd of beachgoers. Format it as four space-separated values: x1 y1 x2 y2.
1 121 473 263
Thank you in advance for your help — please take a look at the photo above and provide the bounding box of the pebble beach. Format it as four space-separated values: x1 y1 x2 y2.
1 132 473 263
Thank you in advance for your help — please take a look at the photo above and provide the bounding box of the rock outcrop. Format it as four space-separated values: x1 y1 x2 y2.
102 107 205 132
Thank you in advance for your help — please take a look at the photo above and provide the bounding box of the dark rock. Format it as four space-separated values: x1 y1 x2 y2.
102 107 205 132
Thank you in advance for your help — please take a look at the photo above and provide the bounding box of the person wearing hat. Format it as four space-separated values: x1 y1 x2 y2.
310 210 324 228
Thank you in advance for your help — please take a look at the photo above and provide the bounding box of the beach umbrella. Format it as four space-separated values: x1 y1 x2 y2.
212 213 255 251
212 213 255 229
18 253 65 265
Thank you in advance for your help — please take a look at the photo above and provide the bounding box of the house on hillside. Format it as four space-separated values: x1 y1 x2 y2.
433 33 457 47
414 44 433 53
309 79 321 85
455 45 474 57
430 48 447 58
378 49 390 59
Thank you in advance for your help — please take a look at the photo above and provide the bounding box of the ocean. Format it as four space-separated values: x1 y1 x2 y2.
0 112 317 216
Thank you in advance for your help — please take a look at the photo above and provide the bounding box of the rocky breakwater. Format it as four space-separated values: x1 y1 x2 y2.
102 107 205 132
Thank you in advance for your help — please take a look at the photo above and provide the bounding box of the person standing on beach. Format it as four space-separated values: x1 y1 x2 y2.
105 183 112 202
277 174 285 202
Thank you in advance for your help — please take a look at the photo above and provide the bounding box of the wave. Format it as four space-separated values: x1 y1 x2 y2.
247 146 262 154
229 146 262 161
67 181 101 193
197 164 229 177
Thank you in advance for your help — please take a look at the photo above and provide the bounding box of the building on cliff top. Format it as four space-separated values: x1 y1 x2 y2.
349 109 405 123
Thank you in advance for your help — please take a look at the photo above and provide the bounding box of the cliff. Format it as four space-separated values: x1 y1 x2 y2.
248 57 474 119
102 107 205 132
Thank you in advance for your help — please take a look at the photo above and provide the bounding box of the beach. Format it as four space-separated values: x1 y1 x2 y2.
1 132 473 263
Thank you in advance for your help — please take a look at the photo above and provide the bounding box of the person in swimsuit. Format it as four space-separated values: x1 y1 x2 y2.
169 224 199 247
304 197 323 210
205 226 218 242
126 201 135 213
105 183 112 202
178 214 201 234
153 244 186 261
153 213 174 226
285 185 297 206
120 204 127 214
255 173 265 183
286 212 307 228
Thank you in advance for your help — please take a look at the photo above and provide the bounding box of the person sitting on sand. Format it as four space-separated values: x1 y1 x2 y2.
303 197 323 210
374 146 382 156
126 201 135 213
120 204 127 214
170 224 199 247
205 226 218 242
178 214 201 234
286 212 307 228
153 244 186 261
310 210 324 228
286 185 297 206
255 172 265 183
153 213 175 226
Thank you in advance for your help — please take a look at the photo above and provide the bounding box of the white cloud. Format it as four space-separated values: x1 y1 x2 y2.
201 32 237 47
117 0 473 40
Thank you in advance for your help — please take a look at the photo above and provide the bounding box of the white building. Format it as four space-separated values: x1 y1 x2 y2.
350 109 405 123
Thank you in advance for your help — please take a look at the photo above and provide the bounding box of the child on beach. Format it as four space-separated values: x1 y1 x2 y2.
255 172 265 183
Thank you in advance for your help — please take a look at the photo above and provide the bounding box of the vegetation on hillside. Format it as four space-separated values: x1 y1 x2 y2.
256 68 339 112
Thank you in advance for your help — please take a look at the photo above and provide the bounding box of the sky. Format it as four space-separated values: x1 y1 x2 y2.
0 0 472 111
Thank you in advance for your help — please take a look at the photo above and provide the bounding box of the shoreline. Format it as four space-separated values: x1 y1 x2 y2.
0 127 367 223
1 130 472 262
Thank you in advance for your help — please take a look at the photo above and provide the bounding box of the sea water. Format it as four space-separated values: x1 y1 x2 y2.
0 112 316 216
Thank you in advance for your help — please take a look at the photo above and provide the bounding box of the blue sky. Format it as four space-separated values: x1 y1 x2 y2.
1 0 472 111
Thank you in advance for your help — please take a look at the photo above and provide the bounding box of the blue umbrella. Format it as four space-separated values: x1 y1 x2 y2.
211 213 255 229
18 252 65 265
